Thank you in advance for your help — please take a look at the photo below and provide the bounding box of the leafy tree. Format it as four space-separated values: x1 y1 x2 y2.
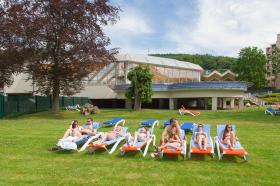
234 47 267 88
1 0 120 111
272 48 280 87
125 66 153 111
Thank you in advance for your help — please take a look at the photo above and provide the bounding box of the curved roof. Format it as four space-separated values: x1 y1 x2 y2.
114 81 247 91
115 54 203 71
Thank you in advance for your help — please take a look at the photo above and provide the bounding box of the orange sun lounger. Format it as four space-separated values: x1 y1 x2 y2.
188 124 214 159
214 125 248 161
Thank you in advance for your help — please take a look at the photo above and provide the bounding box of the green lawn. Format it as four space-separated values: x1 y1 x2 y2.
0 108 279 186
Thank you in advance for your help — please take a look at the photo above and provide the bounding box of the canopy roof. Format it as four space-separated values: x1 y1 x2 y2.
115 54 203 71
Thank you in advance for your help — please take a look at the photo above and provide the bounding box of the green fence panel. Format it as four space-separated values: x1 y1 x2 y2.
5 96 19 114
0 95 89 117
18 95 36 113
36 96 52 111
73 97 81 105
81 97 89 105
0 95 4 118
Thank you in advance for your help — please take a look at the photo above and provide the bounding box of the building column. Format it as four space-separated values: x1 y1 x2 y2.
169 98 177 110
159 99 164 109
238 97 244 110
230 98 235 109
212 97 217 111
223 98 227 109
169 98 174 110
125 99 132 109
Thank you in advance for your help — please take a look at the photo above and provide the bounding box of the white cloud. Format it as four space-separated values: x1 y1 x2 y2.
104 4 154 54
168 0 280 56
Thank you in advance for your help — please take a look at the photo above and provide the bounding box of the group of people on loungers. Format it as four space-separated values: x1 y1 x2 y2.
50 118 238 155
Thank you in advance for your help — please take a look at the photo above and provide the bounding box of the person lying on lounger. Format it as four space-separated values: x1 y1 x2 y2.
194 124 208 150
94 126 126 144
80 118 97 136
221 124 237 150
126 126 151 146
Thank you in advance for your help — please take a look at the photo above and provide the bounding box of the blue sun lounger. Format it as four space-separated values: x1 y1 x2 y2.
188 124 214 159
140 119 159 128
163 120 193 132
77 122 102 152
120 121 157 157
103 117 125 127
214 125 248 161
88 126 129 154
265 107 280 116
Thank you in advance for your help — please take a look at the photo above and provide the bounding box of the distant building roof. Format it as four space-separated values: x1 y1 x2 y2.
115 54 203 71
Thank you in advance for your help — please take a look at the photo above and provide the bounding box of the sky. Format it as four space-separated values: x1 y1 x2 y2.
105 0 280 57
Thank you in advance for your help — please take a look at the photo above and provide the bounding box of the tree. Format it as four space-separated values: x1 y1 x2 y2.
0 0 120 111
234 47 267 88
125 66 153 111
272 48 280 87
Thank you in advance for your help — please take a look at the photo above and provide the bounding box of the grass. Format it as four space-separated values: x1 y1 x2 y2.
0 108 280 186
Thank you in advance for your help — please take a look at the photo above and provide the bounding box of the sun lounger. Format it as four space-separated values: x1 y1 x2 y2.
119 119 158 157
214 125 248 161
77 122 102 152
140 119 159 128
88 126 128 154
102 117 125 127
55 122 101 151
159 129 187 160
265 107 280 116
188 124 214 159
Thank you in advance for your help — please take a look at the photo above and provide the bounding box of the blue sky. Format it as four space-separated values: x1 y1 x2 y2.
105 0 280 57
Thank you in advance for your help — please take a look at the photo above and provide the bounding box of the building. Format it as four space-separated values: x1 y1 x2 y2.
4 54 247 110
266 34 280 89
202 70 237 81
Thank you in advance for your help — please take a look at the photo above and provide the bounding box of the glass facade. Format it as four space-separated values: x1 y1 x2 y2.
87 61 201 85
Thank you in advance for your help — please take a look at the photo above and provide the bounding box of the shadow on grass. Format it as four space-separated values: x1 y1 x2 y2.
217 155 248 163
189 154 209 161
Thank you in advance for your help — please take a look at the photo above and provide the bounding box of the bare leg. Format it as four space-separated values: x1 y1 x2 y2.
230 133 236 147
203 137 208 150
167 142 181 150
224 138 232 149
198 137 202 149
132 132 138 146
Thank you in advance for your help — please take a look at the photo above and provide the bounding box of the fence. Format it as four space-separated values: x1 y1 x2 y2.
0 95 89 118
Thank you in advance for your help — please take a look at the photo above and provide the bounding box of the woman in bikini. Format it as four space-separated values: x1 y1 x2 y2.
95 126 125 144
62 120 83 140
194 124 208 150
126 126 151 146
221 124 237 149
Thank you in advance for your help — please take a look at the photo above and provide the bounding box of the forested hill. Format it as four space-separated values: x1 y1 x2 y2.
151 54 237 70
